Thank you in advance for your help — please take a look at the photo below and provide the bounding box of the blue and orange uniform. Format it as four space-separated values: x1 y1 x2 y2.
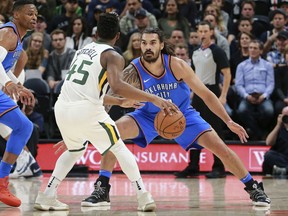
128 54 211 150
0 22 33 160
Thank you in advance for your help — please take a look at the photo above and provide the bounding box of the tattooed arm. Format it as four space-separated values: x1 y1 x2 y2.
103 64 141 112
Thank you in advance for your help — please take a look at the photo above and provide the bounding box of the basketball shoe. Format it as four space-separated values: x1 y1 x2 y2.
9 150 42 179
244 181 271 207
0 176 21 207
137 192 156 212
34 192 69 211
81 181 110 207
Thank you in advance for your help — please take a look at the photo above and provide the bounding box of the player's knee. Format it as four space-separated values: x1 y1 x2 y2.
19 116 34 139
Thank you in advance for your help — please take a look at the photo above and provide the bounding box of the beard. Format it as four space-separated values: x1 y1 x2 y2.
142 50 160 63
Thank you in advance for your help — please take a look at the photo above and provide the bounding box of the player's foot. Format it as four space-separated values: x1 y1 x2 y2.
174 166 199 178
81 182 110 207
272 165 287 176
0 176 21 207
34 192 69 211
137 192 156 212
244 181 271 207
10 150 43 179
205 170 226 178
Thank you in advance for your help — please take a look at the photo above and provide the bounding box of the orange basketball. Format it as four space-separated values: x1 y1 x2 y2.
154 110 186 139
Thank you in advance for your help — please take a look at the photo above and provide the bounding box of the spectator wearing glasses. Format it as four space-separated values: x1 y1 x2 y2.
45 29 76 90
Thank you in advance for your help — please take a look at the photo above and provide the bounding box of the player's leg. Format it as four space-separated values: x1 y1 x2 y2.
34 100 87 211
197 130 271 207
82 115 156 211
0 107 33 207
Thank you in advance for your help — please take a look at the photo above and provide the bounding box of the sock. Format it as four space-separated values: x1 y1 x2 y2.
44 176 61 197
132 178 147 198
241 173 255 189
0 161 13 178
44 150 85 197
97 175 110 187
99 169 112 178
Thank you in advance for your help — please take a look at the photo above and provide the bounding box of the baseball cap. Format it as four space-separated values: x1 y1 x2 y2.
276 31 288 40
94 5 106 13
37 15 46 23
269 8 287 21
134 8 147 19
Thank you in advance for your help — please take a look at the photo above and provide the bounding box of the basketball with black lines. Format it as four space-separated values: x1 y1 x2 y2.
154 110 186 139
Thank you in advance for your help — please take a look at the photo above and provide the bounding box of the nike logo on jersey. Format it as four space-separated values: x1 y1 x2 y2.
144 78 151 83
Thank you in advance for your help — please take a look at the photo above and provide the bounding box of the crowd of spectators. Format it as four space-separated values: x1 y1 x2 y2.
1 0 288 141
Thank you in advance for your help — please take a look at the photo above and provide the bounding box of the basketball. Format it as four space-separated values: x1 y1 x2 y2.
154 110 186 139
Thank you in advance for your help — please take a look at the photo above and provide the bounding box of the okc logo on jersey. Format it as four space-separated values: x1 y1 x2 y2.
145 82 178 99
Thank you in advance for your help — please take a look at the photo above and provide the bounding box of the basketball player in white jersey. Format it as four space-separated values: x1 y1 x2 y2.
34 12 177 212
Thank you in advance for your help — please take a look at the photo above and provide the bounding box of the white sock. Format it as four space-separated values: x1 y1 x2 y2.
43 150 84 197
132 178 147 197
44 176 61 197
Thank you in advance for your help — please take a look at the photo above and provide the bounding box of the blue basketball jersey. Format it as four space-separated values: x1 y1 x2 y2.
129 54 211 150
0 22 22 115
0 22 23 72
131 54 191 114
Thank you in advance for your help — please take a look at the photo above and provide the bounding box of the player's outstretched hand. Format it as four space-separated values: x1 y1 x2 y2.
53 140 68 155
226 120 249 143
120 98 144 109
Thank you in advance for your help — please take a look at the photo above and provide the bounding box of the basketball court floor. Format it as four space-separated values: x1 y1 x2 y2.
2 173 287 216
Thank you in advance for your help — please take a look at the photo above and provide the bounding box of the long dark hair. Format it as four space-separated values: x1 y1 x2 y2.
142 27 175 56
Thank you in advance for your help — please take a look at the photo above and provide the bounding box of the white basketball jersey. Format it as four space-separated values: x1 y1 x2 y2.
59 42 114 106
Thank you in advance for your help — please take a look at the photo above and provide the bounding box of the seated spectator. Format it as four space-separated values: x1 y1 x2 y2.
261 9 287 55
45 29 76 90
175 43 191 65
229 17 253 50
169 29 186 47
25 32 49 75
230 32 254 82
86 0 121 28
176 0 197 28
211 0 230 27
54 0 82 16
268 33 288 115
204 3 228 37
203 13 230 59
235 40 275 140
47 0 80 34
188 28 200 57
158 0 190 40
119 0 157 36
263 106 288 176
87 4 106 34
0 13 8 26
123 32 141 66
65 16 93 50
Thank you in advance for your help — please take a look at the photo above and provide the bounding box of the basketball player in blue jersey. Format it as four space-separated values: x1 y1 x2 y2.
0 0 37 207
78 27 271 208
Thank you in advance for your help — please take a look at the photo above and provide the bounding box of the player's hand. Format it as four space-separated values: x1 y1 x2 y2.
18 87 35 106
226 120 249 143
4 81 22 101
53 140 68 155
152 96 179 116
119 98 144 109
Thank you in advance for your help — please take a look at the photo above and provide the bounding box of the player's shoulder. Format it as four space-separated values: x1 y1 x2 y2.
0 27 18 48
